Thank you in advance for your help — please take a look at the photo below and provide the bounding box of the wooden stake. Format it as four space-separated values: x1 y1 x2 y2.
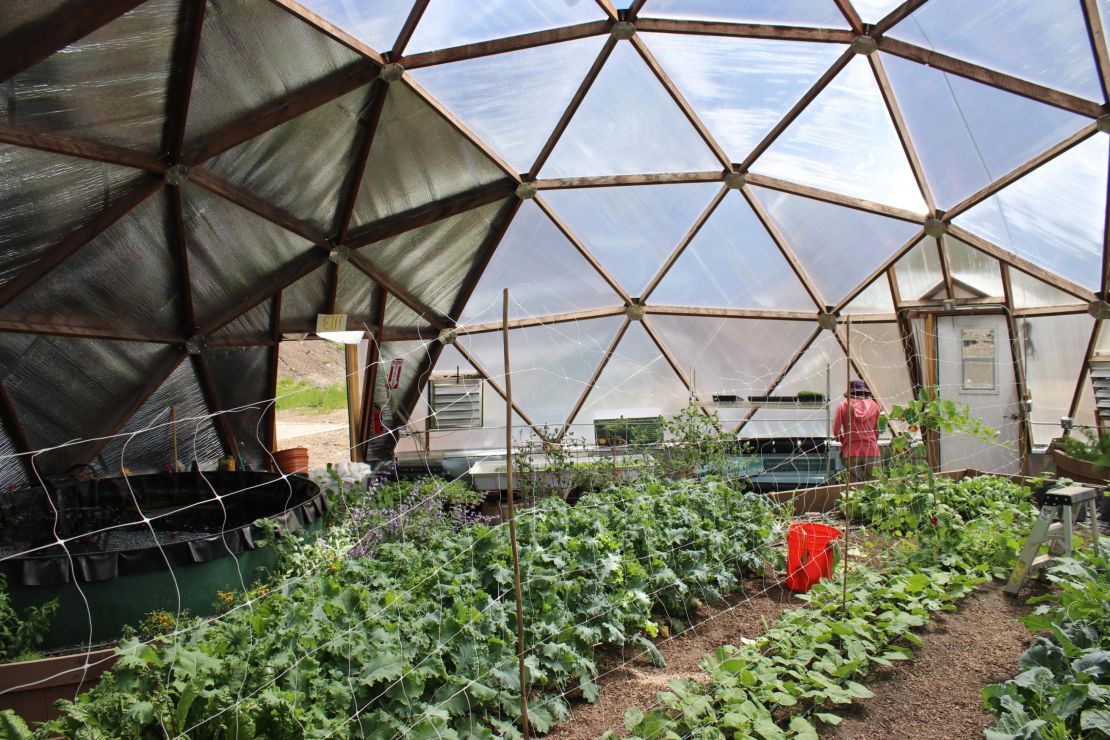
504 288 531 739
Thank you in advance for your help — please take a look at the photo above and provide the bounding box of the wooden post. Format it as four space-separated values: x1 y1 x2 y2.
922 313 940 471
503 288 530 739
842 315 851 612
344 343 361 462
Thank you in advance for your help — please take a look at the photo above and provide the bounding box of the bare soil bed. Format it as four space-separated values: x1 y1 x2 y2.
547 581 802 739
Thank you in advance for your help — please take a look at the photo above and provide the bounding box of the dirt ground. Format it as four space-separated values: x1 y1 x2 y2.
823 581 1038 740
547 582 802 739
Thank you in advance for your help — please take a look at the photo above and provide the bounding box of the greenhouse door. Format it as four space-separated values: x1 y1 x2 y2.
935 314 1021 474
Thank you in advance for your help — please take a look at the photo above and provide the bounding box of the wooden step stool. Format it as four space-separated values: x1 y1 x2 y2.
1003 484 1101 595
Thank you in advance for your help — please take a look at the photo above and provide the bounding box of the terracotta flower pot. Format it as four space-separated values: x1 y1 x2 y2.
273 447 309 474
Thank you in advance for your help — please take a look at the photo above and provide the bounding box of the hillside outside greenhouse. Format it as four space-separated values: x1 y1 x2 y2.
2 0 1110 738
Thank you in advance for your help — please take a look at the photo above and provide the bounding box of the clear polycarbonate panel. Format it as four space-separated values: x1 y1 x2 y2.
181 183 317 329
572 322 690 437
204 346 275 468
641 0 848 27
361 201 506 316
95 360 223 477
651 192 815 310
0 336 176 475
755 57 926 213
649 315 815 402
457 315 625 427
954 134 1108 292
741 330 845 437
850 0 906 23
185 0 362 145
0 146 145 288
1073 372 1097 435
945 236 1004 297
0 425 26 490
0 0 177 153
203 85 374 232
643 34 844 161
751 186 921 307
879 54 1088 209
278 266 331 334
409 36 607 172
1019 313 1094 445
843 277 895 315
893 237 943 301
407 0 605 54
1009 269 1087 309
1 190 180 337
335 262 381 325
845 323 913 408
540 41 722 178
211 299 272 343
351 83 508 226
457 201 621 326
890 0 1102 101
541 183 721 297
297 0 415 53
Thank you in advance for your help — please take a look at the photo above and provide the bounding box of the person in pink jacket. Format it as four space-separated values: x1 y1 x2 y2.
833 379 882 481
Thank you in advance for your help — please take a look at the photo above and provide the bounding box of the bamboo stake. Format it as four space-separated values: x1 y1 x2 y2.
842 315 851 612
503 288 531 739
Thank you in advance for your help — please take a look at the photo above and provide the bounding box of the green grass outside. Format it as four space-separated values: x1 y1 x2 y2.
276 377 348 414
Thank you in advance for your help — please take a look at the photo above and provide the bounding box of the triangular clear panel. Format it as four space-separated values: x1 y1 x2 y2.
570 322 691 438
360 200 507 317
843 322 913 408
889 0 1102 101
880 53 1088 209
954 134 1109 292
741 330 845 437
851 0 908 23
1 190 180 337
0 0 177 153
278 265 331 334
640 0 848 28
754 56 927 213
351 83 508 226
297 0 415 53
181 183 317 329
648 315 815 405
1009 269 1087 309
844 277 895 314
457 316 625 427
540 41 722 178
335 263 381 326
185 0 362 145
203 85 375 232
751 186 921 306
541 183 721 297
644 33 844 161
95 359 223 476
0 146 145 288
0 335 177 474
458 201 621 326
893 237 943 301
651 191 815 310
409 36 607 172
1020 313 1095 445
945 236 1003 297
407 0 605 54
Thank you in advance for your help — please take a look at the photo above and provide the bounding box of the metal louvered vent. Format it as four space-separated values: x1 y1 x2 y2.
1090 359 1110 422
428 376 483 430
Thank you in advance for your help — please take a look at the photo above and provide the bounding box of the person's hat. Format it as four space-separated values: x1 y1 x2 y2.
848 379 872 398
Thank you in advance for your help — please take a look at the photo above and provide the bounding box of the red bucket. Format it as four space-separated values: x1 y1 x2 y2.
785 522 843 593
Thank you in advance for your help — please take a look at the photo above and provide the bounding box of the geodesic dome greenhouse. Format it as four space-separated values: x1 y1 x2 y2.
2 0 1110 482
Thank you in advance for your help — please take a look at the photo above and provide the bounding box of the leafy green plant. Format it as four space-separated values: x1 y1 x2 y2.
0 573 57 663
1055 430 1110 468
661 401 732 480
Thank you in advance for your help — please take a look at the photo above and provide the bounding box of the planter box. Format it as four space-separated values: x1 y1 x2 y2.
0 647 116 726
1052 447 1108 485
